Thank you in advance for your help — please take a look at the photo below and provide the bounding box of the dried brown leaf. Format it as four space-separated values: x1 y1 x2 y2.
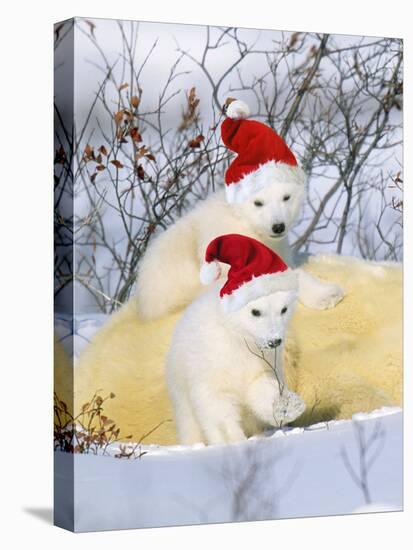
135 145 150 159
129 127 142 143
110 159 124 169
54 146 66 165
188 135 205 148
114 109 131 127
114 111 124 126
84 144 94 159
136 164 145 180
289 32 300 49
131 95 140 108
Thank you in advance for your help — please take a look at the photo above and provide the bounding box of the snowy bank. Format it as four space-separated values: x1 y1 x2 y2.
55 407 402 532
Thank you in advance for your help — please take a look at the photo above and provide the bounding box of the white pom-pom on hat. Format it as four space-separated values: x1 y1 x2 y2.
226 99 250 120
200 261 222 285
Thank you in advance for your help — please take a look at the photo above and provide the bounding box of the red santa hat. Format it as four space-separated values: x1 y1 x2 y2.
200 233 297 312
221 99 306 204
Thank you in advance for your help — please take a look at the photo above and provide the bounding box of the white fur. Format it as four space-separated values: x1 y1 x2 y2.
166 286 306 445
225 161 306 204
297 269 345 310
134 184 345 320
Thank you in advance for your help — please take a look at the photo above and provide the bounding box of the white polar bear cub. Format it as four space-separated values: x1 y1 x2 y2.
135 100 344 320
166 233 306 446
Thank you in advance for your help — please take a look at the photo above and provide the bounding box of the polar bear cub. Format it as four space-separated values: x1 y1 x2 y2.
166 233 306 446
135 99 344 321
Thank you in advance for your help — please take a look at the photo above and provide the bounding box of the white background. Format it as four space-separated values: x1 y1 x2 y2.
0 0 411 548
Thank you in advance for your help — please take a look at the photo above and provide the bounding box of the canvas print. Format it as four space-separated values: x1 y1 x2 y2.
54 17 403 532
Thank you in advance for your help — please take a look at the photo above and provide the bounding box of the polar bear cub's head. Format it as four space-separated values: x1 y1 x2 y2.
233 180 306 241
224 288 297 351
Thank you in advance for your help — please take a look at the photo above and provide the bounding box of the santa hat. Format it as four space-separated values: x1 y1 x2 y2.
200 233 297 312
221 99 306 204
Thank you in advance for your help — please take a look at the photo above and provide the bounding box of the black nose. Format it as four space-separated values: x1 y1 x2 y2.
272 223 285 235
268 338 282 348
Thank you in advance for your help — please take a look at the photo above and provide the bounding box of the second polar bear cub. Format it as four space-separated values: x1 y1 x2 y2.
166 233 306 446
135 99 344 321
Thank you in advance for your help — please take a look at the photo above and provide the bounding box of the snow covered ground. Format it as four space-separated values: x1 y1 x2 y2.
55 407 402 532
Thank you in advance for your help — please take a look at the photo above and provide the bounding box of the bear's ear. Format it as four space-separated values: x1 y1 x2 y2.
200 261 222 285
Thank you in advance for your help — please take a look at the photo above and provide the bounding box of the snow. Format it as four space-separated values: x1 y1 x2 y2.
55 407 403 532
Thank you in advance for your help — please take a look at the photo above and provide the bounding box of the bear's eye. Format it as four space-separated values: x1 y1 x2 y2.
281 306 288 315
251 309 261 317
283 195 291 202
254 200 264 207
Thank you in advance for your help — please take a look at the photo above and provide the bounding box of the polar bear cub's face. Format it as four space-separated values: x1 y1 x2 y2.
235 182 305 240
225 289 297 351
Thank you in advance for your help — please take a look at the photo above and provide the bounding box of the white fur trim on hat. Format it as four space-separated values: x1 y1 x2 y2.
226 99 250 120
221 269 298 313
225 160 306 204
200 261 222 285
